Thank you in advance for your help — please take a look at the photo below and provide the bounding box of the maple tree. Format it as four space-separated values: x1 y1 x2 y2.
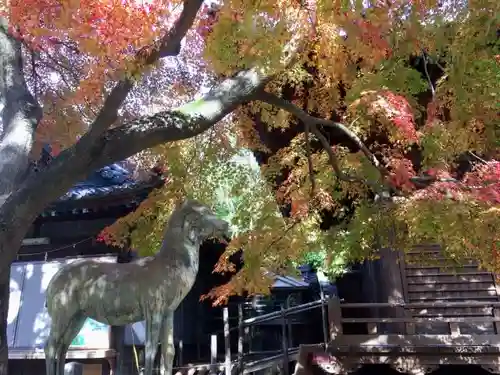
0 0 497 370
101 0 499 301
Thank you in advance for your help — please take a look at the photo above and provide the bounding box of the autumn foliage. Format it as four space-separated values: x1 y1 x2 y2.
195 0 498 299
4 0 187 154
5 0 499 302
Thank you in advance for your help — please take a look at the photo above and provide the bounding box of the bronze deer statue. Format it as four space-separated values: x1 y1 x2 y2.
44 199 230 375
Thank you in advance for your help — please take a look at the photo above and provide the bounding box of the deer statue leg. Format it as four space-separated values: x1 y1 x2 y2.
45 311 83 375
144 311 163 375
160 311 175 375
45 328 60 375
55 313 86 375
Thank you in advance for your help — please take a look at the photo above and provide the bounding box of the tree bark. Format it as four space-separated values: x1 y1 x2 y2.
0 266 9 375
0 22 43 374
0 20 42 197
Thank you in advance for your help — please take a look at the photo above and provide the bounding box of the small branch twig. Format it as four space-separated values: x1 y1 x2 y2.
425 53 446 72
422 51 435 97
309 126 349 180
309 124 380 191
468 151 488 165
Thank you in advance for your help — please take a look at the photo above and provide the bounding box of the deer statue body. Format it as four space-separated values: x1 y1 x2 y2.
44 199 230 375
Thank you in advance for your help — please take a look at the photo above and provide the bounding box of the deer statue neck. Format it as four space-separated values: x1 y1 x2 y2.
154 212 203 271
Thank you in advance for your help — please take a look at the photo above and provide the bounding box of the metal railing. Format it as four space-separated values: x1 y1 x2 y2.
182 297 500 375
204 297 329 375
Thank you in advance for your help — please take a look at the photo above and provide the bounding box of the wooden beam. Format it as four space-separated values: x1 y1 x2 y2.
39 218 116 239
22 237 50 246
341 317 500 323
329 334 500 349
327 297 342 340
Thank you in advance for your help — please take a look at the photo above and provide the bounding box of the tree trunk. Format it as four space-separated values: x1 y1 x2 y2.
0 13 294 375
0 19 43 375
0 264 10 375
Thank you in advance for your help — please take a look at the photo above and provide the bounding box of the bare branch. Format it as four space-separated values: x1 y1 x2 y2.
309 124 378 189
424 53 446 73
143 0 203 63
38 48 81 85
309 125 352 181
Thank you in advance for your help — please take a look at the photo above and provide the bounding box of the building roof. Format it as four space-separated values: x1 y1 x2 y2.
264 271 309 289
60 163 142 201
35 145 161 212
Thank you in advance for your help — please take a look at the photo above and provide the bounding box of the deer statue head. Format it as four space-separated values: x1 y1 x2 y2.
176 199 231 244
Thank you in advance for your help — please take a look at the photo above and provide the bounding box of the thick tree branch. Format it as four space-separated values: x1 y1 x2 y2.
304 123 316 196
309 125 365 183
0 19 43 196
0 28 306 263
0 0 201 200
256 90 388 186
422 51 435 97
85 0 204 139
0 68 271 256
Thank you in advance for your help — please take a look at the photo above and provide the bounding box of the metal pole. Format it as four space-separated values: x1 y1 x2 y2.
210 334 218 375
280 305 289 375
223 307 231 375
319 284 329 348
238 303 244 374
285 295 293 349
210 334 218 364
177 340 183 367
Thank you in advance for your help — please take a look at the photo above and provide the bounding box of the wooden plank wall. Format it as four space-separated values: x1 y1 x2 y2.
403 245 499 334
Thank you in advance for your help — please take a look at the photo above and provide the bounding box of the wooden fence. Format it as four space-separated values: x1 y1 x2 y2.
328 298 500 337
